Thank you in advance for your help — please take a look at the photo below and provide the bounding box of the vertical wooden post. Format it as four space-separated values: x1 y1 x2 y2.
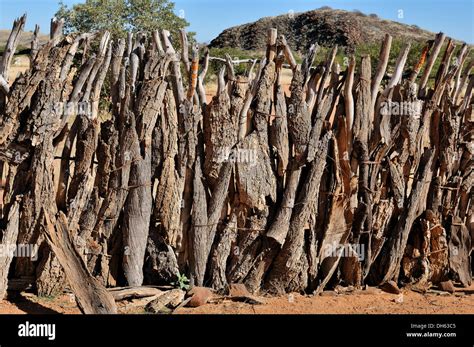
266 28 278 62
50 17 65 47
0 14 26 80
419 32 446 96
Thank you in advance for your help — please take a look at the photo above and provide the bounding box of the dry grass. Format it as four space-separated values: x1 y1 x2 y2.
0 29 48 52
6 55 30 82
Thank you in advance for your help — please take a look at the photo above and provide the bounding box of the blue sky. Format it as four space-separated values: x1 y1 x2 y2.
1 0 473 43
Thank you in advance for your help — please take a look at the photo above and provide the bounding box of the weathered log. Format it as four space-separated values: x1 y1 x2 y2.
188 154 208 286
351 56 372 272
266 28 278 62
343 55 355 150
108 286 163 301
6 41 75 294
269 60 290 177
448 217 472 287
42 211 117 314
145 289 185 313
0 75 9 95
378 149 435 283
287 66 312 162
208 211 238 291
30 24 40 63
279 35 296 70
49 17 64 46
265 132 332 294
419 32 446 97
0 14 26 79
197 47 210 108
371 34 392 102
0 199 20 300
151 90 183 251
122 52 170 286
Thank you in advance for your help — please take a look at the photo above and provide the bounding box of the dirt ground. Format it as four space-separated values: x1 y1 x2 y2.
1 285 472 314
176 286 474 315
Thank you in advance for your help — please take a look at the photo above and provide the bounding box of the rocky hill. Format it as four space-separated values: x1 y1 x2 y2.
209 8 439 52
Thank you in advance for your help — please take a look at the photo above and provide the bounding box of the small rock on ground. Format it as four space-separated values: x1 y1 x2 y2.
438 280 455 294
187 286 213 307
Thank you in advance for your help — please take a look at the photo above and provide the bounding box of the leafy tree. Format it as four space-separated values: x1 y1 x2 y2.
56 0 190 38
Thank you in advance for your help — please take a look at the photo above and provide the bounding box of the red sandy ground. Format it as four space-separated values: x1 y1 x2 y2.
0 285 473 314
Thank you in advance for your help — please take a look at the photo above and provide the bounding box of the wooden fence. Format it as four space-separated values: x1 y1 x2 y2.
0 16 472 313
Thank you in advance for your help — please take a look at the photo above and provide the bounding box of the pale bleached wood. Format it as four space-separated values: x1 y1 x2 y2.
344 55 355 151
161 30 185 106
370 34 392 115
108 286 163 301
197 47 209 106
451 44 469 101
279 35 296 70
152 30 164 55
50 17 64 47
179 29 190 72
419 32 446 95
383 42 411 96
30 24 40 63
266 28 278 62
316 45 337 107
0 14 26 79
90 40 113 119
60 33 95 83
455 59 473 105
0 75 9 94
0 200 20 300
